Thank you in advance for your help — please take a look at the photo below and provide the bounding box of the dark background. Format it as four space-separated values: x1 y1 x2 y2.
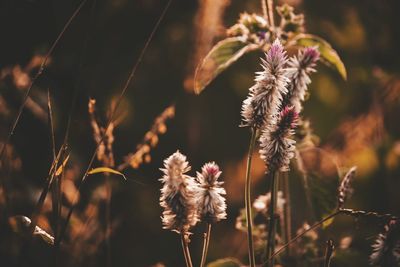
0 0 400 266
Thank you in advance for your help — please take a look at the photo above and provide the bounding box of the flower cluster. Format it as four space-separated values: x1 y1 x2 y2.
281 47 320 113
259 106 298 172
196 162 227 223
159 151 227 235
241 39 289 128
241 38 319 173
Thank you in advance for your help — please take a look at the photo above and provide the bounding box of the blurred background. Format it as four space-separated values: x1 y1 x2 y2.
0 0 400 266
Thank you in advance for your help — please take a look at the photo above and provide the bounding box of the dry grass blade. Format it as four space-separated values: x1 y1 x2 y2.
337 166 357 209
57 0 173 247
118 105 175 171
0 0 88 163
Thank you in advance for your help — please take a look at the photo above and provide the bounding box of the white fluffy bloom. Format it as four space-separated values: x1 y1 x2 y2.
159 151 198 233
241 39 289 128
370 220 400 266
259 106 298 173
281 47 319 113
196 162 227 223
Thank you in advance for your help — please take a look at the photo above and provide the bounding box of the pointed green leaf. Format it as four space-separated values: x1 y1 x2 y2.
207 258 242 267
88 167 126 180
194 37 260 94
291 34 347 80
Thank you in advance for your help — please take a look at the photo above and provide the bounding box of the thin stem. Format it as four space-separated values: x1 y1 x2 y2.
266 170 278 266
245 128 257 267
181 233 194 267
324 239 334 267
56 0 173 247
261 0 268 19
268 211 341 262
200 223 212 267
267 0 275 28
282 171 292 256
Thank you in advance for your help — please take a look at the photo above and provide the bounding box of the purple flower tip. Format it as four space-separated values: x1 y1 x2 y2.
279 106 299 130
303 47 320 65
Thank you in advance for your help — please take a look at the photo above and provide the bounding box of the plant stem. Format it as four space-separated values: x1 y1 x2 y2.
282 171 292 256
267 0 275 28
266 170 279 267
200 223 212 267
324 239 334 267
245 128 257 267
181 233 194 267
261 0 268 19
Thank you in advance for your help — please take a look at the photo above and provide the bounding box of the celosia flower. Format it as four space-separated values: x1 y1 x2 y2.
196 162 227 223
159 151 198 233
259 106 298 173
241 39 289 128
281 47 320 112
370 220 400 266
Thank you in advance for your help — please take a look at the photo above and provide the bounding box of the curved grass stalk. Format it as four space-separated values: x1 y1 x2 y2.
245 128 257 267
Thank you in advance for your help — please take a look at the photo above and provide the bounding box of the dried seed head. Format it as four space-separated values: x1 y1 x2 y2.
370 219 400 266
337 166 357 209
281 47 320 112
196 162 227 223
241 39 289 128
259 106 298 173
159 151 198 234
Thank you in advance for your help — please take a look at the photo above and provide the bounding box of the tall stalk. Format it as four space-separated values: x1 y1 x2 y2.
181 234 194 267
245 128 257 267
266 170 279 267
267 0 275 28
282 171 292 255
200 223 212 267
261 0 268 19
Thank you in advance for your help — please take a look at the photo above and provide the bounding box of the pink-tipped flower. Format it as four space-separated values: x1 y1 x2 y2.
241 39 289 128
196 162 227 223
159 151 198 234
259 106 298 173
281 47 320 112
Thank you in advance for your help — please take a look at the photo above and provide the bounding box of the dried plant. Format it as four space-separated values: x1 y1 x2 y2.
118 105 175 171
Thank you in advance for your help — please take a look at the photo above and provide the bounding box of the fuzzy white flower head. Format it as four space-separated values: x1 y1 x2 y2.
241 39 289 128
281 47 320 113
259 106 298 173
196 162 227 223
159 151 198 233
253 191 286 215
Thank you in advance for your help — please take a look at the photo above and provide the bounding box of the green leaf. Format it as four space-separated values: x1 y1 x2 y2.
296 147 340 223
207 258 242 267
291 34 347 80
88 167 126 180
194 37 260 94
